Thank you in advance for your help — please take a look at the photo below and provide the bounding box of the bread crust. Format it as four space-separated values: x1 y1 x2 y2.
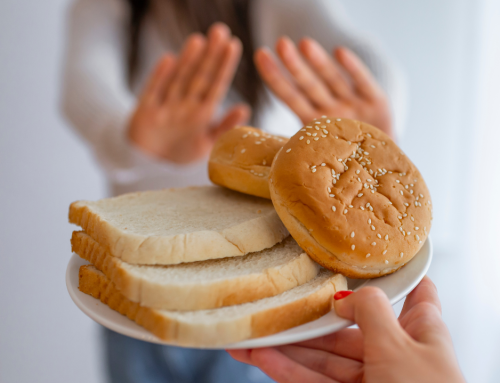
69 186 289 265
72 231 320 310
269 118 432 278
208 126 288 199
79 265 347 347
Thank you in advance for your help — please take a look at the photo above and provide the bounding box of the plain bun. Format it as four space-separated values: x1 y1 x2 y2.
209 126 288 199
269 118 432 278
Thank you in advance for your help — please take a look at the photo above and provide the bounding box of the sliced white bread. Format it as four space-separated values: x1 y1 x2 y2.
72 231 320 310
79 265 347 347
69 186 289 265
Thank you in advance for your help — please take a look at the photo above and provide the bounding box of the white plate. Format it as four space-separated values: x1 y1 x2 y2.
66 238 432 349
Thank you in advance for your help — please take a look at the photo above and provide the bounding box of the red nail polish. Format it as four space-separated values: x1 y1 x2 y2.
334 290 353 300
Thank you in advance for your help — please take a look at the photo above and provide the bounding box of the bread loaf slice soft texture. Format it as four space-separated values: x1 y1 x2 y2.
79 265 347 347
69 186 289 265
72 231 320 310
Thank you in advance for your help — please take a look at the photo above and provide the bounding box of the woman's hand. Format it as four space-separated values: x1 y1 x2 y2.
129 23 250 163
228 277 466 383
255 37 393 138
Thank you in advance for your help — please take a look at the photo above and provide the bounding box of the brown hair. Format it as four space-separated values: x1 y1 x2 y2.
126 0 265 123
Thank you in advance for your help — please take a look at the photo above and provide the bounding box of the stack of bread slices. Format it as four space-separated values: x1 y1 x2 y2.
70 186 347 347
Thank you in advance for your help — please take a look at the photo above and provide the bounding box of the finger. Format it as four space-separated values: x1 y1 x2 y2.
254 48 316 122
227 349 253 365
209 103 251 141
299 38 353 100
294 328 364 361
187 23 231 98
142 54 177 103
399 276 442 319
166 34 207 100
335 47 384 100
204 37 242 106
334 287 407 346
275 36 335 108
250 348 339 383
277 345 363 383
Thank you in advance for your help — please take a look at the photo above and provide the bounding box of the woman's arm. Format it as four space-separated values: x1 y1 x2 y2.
60 0 139 177
254 0 407 138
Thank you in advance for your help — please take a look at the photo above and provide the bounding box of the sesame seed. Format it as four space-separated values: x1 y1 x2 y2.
404 203 409 207
366 253 371 258
371 225 376 230
411 217 415 221
358 193 363 197
326 120 331 123
382 141 386 145
327 187 331 192
403 213 407 217
351 245 356 250
400 252 404 258
332 206 336 212
322 115 327 118
254 133 260 137
241 149 246 153
347 141 351 145
372 242 376 246
415 227 419 230
356 170 360 174
385 235 389 240
299 136 304 140
300 129 306 132
351 231 355 237
312 169 316 173
419 240 422 244
329 194 334 197
256 141 261 145
360 207 365 210
377 234 382 238
407 231 411 235
371 145 376 148
286 148 291 153
321 163 326 166
420 194 424 198
338 158 343 162
371 190 375 193
314 137 319 141
410 190 414 194
383 250 387 255
396 180 400 183
314 127 319 131
368 219 372 224
385 260 389 264
307 140 310 144
416 235 420 240
242 134 248 138
400 191 404 195
336 118 341 121
306 126 312 129
306 132 312 136
312 132 318 136
315 122 321 124
415 201 418 206
344 209 348 214
322 129 328 134
367 133 372 138
263 160 266 165
349 205 353 208
322 134 327 137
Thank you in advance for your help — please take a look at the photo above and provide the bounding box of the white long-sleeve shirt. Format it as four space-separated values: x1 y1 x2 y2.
61 0 406 197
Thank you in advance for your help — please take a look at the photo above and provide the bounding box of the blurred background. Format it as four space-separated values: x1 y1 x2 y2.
1 0 499 382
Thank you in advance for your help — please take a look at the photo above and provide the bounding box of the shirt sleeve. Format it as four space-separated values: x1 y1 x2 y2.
254 0 408 139
60 0 209 187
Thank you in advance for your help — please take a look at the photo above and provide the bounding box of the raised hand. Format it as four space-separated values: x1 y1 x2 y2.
128 23 250 163
255 37 393 138
228 277 466 383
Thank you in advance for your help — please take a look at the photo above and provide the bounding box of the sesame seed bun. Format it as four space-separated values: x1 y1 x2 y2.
269 118 432 279
209 127 288 199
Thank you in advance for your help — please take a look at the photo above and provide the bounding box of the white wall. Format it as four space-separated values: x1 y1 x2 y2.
0 0 498 382
0 0 105 382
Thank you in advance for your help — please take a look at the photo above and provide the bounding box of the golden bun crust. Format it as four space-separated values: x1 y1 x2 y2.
269 118 432 278
209 126 288 199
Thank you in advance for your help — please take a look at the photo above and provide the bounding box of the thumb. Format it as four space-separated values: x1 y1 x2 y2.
334 287 406 345
210 104 251 141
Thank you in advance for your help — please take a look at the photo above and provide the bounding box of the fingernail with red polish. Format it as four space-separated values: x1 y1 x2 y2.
334 290 353 300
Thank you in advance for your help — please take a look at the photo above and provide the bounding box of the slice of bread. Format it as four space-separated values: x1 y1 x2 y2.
69 186 289 265
79 265 347 347
72 231 320 310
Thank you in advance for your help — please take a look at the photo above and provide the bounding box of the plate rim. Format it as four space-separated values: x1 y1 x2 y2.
66 237 433 349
